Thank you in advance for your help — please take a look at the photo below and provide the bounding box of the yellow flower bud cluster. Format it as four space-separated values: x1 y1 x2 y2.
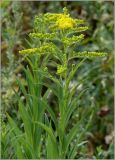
73 26 89 33
75 19 85 25
56 64 67 77
19 48 39 54
75 51 108 58
29 32 56 39
62 34 84 46
39 43 57 54
19 43 57 55
43 67 48 72
44 13 63 21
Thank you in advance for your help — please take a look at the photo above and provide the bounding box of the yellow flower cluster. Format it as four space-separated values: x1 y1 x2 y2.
75 51 108 58
62 34 84 46
44 8 76 30
39 43 56 53
56 64 67 76
19 43 57 55
29 32 56 39
19 48 39 54
56 14 76 29
44 13 63 21
19 8 108 61
70 26 89 33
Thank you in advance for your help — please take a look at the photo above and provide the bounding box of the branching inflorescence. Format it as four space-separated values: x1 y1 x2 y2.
19 7 107 60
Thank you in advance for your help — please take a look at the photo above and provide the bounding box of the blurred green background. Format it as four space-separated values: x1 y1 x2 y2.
1 1 114 159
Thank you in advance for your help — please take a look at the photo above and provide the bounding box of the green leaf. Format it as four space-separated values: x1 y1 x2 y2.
46 124 59 159
18 101 32 144
64 114 85 155
16 78 27 97
69 110 94 158
66 58 86 87
6 114 25 158
34 122 56 144
45 102 58 129
7 114 22 136
65 88 88 127
34 121 59 157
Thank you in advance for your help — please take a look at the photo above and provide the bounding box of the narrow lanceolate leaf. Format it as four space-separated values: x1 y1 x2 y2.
7 114 25 158
66 58 86 87
46 124 59 158
19 101 32 144
64 114 85 155
46 134 58 158
34 122 57 145
35 121 59 157
16 78 27 97
7 114 22 136
69 110 94 158
65 88 88 128
45 102 58 128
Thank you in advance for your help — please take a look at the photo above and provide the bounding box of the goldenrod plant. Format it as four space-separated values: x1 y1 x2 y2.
6 8 107 159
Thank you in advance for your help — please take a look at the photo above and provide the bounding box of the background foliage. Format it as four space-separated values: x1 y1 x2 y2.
1 1 114 159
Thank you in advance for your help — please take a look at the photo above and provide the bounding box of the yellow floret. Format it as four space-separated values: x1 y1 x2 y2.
56 65 67 76
56 15 76 29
